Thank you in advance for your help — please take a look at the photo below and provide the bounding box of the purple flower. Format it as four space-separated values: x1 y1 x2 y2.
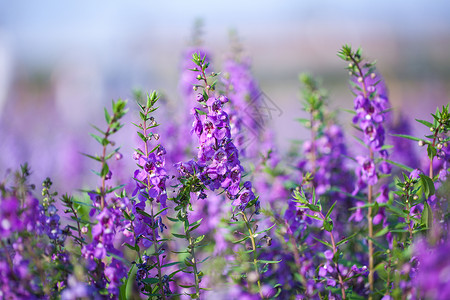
185 77 254 209
409 169 423 180
355 156 378 186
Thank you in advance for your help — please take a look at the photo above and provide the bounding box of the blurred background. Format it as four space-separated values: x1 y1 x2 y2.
0 0 449 192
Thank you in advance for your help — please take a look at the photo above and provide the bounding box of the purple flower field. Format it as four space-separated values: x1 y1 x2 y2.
0 5 450 299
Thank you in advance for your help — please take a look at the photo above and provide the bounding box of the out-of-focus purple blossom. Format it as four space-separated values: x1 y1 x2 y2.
354 156 378 194
222 56 262 159
388 114 420 169
0 197 23 238
413 237 450 300
409 169 423 180
179 48 210 102
61 276 100 300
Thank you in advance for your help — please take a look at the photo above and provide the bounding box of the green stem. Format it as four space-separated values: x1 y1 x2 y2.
318 212 346 299
150 200 166 300
368 152 374 299
350 55 374 298
185 215 201 298
100 125 112 211
142 110 166 300
241 211 264 299
429 120 443 178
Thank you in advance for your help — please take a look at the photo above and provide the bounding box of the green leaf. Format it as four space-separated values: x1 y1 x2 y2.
371 202 380 218
90 133 107 146
323 219 333 232
415 119 433 128
154 207 169 218
336 232 358 246
194 108 207 115
325 201 337 220
391 133 423 142
305 213 323 221
419 174 435 198
136 208 152 220
384 159 413 173
256 224 276 235
296 118 310 126
161 262 181 268
340 108 357 115
142 278 160 284
233 235 250 244
167 216 179 222
380 144 394 150
258 259 282 264
172 233 186 239
137 131 147 142
189 218 203 228
123 211 133 221
100 163 109 178
427 144 437 160
308 204 321 212
195 235 205 244
123 243 136 251
374 226 389 238
105 147 121 160
184 258 193 267
104 107 111 124
105 184 126 194
421 202 433 229
81 152 102 162
312 236 332 248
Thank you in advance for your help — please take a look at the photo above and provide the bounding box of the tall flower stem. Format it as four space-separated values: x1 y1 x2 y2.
367 181 374 296
310 111 317 175
318 211 347 299
349 53 375 297
142 106 166 300
184 214 201 298
429 119 444 178
240 211 264 299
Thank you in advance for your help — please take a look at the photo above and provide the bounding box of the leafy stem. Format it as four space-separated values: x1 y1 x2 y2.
240 211 264 299
141 92 166 300
317 210 347 299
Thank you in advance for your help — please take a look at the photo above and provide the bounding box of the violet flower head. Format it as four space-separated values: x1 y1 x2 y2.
222 56 262 158
190 96 255 209
178 53 258 212
179 48 211 101
132 146 168 211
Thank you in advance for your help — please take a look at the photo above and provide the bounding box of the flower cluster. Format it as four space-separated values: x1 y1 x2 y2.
189 54 256 210
132 145 168 211
81 197 128 294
